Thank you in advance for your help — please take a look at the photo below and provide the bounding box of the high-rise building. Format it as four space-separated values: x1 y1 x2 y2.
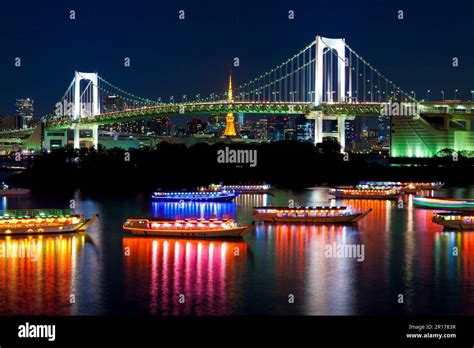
237 113 244 126
15 98 34 128
256 118 268 140
187 118 207 135
103 95 123 113
0 115 21 130
295 115 314 142
267 116 289 141
377 115 391 147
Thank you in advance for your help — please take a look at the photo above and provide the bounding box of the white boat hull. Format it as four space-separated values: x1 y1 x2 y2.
254 209 372 224
125 226 248 238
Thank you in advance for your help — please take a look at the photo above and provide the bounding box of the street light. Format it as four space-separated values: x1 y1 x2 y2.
441 90 444 101
427 90 430 101
455 89 458 100
411 91 416 100
170 96 174 103
471 90 474 102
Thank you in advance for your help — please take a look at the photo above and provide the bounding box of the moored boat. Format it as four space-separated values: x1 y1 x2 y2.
207 184 272 194
123 218 248 237
0 209 98 235
253 206 372 224
359 181 444 193
432 212 474 230
414 197 474 211
151 189 239 202
330 186 401 199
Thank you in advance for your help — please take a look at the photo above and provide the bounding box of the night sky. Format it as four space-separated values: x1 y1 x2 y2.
1 0 473 116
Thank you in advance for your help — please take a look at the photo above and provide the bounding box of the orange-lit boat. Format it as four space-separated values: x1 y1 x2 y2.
253 206 372 224
359 181 444 194
0 209 98 235
330 186 401 199
123 218 248 238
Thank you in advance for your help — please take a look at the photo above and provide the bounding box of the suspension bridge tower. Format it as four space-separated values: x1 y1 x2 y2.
223 73 237 137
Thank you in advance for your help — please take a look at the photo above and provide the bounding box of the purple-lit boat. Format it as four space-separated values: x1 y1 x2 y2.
151 190 239 202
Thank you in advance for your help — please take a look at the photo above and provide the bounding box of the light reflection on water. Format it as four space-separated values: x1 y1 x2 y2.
0 187 472 315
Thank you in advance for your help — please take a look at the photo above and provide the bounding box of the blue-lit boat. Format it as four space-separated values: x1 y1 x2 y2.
151 190 239 202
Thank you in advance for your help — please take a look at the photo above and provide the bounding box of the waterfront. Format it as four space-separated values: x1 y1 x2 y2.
0 185 473 316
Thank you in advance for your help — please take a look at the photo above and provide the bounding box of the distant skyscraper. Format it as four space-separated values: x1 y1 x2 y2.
256 118 268 140
103 95 123 112
15 98 34 129
187 118 207 135
267 116 288 141
295 115 314 142
238 113 244 126
377 115 391 146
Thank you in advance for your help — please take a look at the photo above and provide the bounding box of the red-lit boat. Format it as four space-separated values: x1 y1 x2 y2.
253 206 372 224
122 218 248 238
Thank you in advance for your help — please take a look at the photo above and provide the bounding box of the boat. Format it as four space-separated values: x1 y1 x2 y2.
123 217 248 237
0 183 31 197
413 197 474 211
253 206 372 224
359 181 444 193
0 209 98 235
432 212 474 230
201 183 272 194
330 186 401 199
204 183 272 194
151 189 239 202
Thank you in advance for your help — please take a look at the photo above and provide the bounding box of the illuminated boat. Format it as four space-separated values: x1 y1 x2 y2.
203 184 272 194
413 197 474 211
359 181 444 193
151 189 239 202
0 209 98 235
432 212 474 230
0 183 31 197
123 218 248 237
330 186 401 199
253 206 372 223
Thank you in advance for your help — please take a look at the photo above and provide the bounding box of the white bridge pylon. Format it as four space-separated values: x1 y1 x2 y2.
315 36 346 106
73 71 100 120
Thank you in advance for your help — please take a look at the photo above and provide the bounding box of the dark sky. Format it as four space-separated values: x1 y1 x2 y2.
1 0 473 116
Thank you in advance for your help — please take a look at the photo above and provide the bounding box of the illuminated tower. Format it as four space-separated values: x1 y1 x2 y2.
223 73 237 137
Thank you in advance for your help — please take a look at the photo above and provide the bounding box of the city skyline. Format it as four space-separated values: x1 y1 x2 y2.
1 0 473 116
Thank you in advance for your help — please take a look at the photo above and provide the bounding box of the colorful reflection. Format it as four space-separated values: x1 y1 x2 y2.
253 223 362 315
0 234 86 315
123 237 248 315
433 231 474 314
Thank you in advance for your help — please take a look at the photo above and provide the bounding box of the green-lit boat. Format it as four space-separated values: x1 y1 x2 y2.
413 197 474 211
